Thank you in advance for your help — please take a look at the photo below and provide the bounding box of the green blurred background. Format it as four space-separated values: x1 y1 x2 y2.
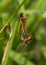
0 0 46 65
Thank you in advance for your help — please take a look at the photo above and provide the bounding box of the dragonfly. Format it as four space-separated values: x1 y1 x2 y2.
19 12 33 44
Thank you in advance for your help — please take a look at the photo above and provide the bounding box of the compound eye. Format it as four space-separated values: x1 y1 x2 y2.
19 12 23 17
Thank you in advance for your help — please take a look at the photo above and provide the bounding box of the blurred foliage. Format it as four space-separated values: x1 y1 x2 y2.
0 0 46 65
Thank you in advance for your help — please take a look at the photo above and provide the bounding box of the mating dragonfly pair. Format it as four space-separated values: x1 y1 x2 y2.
19 12 33 44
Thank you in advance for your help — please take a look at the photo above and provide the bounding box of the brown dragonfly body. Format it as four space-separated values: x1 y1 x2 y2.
19 13 33 44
